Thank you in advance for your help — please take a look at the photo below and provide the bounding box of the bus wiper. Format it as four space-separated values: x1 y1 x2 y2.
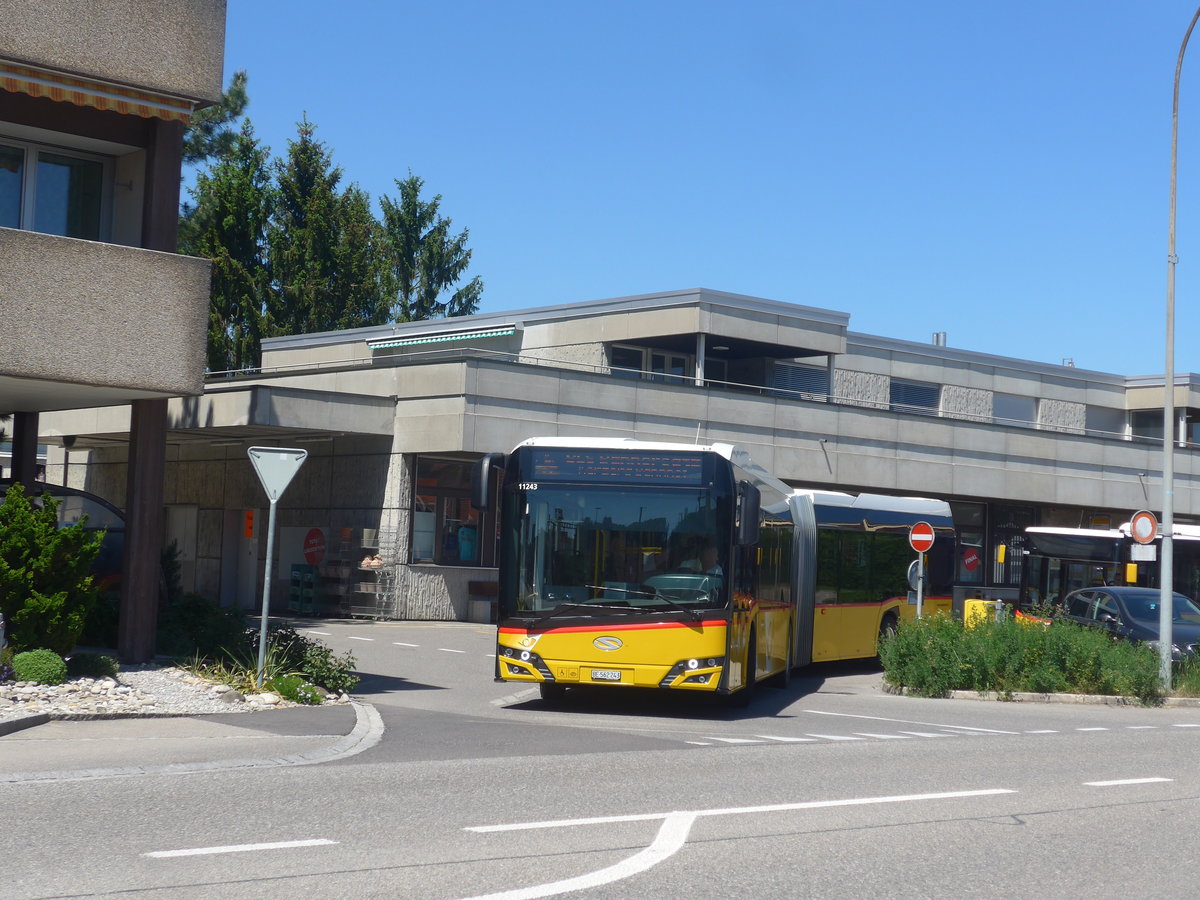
645 591 702 622
532 602 637 627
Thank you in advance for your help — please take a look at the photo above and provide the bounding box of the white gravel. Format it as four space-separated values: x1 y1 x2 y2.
0 664 349 721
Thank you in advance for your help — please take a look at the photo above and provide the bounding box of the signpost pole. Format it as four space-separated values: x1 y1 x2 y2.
257 497 278 687
917 552 925 619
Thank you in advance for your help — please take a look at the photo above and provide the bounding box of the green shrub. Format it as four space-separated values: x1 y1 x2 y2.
13 648 68 685
258 626 359 694
265 673 323 705
0 484 104 654
66 651 119 679
156 593 247 660
880 614 1165 706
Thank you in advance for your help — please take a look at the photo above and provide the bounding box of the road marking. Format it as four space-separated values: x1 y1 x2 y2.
754 735 817 743
685 741 712 746
393 642 419 647
304 630 332 636
898 731 955 738
803 709 1018 734
1171 724 1200 728
490 688 539 707
440 648 467 654
466 788 1016 834
1025 730 1058 734
853 732 912 740
1084 778 1172 787
460 811 697 900
1076 727 1108 732
803 733 863 741
704 737 764 744
145 839 337 859
1127 726 1157 730
347 636 374 642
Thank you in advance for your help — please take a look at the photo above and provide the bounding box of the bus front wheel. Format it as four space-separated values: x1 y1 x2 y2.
877 613 898 656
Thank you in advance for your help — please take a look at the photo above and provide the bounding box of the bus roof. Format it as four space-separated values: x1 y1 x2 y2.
791 488 953 520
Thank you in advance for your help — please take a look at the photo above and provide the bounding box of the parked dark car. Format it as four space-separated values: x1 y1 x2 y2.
1057 586 1200 657
0 480 125 590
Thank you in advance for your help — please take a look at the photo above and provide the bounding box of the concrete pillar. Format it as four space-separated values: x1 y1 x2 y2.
9 411 39 487
118 398 167 662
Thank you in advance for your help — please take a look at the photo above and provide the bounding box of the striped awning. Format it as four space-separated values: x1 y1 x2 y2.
369 326 516 350
0 62 196 123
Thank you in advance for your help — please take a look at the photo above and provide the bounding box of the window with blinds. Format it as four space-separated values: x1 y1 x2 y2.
889 379 940 416
771 361 829 401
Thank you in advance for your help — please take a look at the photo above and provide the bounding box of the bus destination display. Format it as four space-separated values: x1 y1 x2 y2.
529 449 705 485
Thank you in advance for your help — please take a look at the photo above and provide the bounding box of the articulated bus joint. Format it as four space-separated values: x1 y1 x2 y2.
659 656 725 690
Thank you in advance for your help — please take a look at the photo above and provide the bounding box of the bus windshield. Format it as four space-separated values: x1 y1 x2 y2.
501 483 730 615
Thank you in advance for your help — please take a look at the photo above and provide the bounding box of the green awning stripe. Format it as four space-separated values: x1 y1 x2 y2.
369 327 515 349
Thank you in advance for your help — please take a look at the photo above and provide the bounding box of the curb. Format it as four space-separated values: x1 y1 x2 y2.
0 712 49 737
0 701 385 784
885 684 1200 707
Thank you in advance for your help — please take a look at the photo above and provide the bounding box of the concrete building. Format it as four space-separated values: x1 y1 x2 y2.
1 0 227 659
36 287 1200 621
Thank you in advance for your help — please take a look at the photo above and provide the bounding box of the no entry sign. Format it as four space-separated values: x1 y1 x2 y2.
909 521 936 553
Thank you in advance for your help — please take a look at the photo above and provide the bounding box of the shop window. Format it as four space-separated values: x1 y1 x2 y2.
413 458 488 567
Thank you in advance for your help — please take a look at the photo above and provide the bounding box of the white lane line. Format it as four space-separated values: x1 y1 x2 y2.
145 839 337 859
440 648 467 654
1127 726 1157 730
490 687 539 707
1076 728 1108 732
803 734 863 742
1025 730 1058 734
393 642 419 647
898 731 955 738
1171 724 1200 728
853 732 912 740
803 709 1018 735
347 636 374 642
755 735 817 743
685 741 712 746
704 737 765 744
459 811 697 900
466 788 1016 834
304 630 332 636
1084 778 1173 787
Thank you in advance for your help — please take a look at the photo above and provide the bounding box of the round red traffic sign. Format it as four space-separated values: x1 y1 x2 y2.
1130 510 1159 545
909 521 936 553
962 547 980 572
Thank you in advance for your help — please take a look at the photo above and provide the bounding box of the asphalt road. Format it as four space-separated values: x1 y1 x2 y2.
7 617 1200 899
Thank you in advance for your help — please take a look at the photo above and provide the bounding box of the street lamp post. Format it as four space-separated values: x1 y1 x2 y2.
1161 6 1200 690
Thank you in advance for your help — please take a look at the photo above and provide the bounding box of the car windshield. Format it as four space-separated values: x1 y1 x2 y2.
1122 592 1200 625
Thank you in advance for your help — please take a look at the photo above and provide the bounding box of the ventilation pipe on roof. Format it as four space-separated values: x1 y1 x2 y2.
932 332 947 347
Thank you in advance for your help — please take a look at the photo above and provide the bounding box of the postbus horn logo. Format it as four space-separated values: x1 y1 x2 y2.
593 636 623 651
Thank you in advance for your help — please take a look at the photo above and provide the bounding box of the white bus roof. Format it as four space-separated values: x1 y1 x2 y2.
791 488 952 519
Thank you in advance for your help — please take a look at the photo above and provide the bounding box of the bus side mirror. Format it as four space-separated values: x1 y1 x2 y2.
471 453 506 511
736 481 760 546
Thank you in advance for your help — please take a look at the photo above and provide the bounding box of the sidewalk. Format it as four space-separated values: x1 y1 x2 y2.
0 702 384 783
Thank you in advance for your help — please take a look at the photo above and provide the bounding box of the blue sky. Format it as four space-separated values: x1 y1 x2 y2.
217 1 1200 375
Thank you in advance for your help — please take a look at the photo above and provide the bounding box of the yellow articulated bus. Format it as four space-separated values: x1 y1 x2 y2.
472 437 795 705
471 437 955 704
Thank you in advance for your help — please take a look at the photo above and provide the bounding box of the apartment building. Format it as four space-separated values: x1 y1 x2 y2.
1 0 227 659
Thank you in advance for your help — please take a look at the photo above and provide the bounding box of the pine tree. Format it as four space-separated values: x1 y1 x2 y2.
180 121 273 372
380 173 483 322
